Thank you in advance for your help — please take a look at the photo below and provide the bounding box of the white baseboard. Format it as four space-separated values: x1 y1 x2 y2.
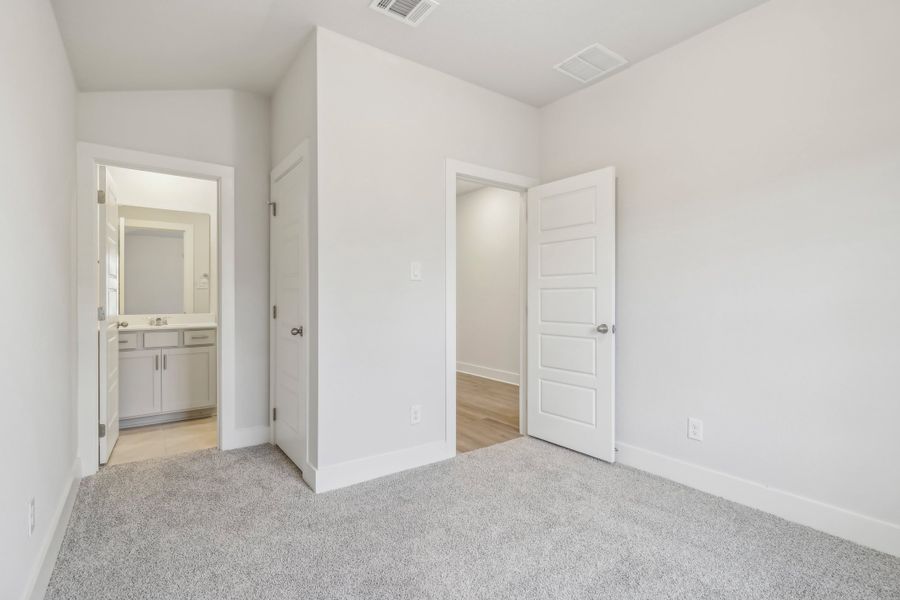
121 408 215 429
300 460 317 491
456 362 519 385
220 425 271 450
312 440 454 493
616 442 900 558
25 459 81 600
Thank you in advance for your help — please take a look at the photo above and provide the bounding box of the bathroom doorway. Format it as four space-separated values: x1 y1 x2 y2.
100 165 220 466
76 144 236 476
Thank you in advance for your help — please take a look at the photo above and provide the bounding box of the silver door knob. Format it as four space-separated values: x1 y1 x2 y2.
290 327 303 337
596 324 609 334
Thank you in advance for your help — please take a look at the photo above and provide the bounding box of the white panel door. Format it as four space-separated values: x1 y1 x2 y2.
270 148 309 470
527 168 616 461
98 166 121 464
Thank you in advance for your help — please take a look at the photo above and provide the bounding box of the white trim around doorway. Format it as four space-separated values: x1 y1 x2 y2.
75 143 238 476
444 159 539 456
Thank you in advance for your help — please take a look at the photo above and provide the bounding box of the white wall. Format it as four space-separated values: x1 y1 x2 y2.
456 186 521 384
270 31 319 466
315 28 539 471
541 0 900 537
78 90 272 429
271 31 318 168
109 167 218 215
0 1 77 598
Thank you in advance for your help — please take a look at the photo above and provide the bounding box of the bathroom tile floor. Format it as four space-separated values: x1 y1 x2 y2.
107 416 217 466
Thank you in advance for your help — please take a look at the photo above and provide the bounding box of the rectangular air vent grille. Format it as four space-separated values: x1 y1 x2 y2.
370 0 439 27
555 43 628 84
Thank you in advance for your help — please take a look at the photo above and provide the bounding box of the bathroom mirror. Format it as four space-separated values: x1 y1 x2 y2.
119 207 213 315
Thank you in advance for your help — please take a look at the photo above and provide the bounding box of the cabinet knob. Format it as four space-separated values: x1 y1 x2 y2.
290 327 303 337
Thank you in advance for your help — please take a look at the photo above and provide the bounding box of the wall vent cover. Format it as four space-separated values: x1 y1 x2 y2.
554 43 628 84
370 0 439 27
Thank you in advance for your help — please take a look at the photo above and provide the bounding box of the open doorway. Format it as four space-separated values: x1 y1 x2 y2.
76 143 236 478
446 160 616 462
99 166 220 466
455 179 525 452
445 160 537 455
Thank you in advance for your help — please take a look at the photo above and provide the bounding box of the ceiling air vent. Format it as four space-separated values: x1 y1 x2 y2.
370 0 439 27
554 43 628 84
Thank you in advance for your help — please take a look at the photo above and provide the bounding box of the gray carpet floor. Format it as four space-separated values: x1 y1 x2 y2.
46 438 900 599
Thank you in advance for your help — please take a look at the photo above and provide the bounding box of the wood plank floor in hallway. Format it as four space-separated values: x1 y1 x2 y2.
456 372 521 453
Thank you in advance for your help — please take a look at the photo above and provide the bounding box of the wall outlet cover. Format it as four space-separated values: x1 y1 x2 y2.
410 404 422 425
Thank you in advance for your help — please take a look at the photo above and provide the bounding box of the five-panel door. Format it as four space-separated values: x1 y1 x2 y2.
526 168 616 462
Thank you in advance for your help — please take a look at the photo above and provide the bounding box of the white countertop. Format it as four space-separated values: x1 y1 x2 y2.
120 322 218 332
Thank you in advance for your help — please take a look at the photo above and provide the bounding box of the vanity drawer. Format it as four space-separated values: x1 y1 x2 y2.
184 329 216 346
118 332 139 350
143 330 181 348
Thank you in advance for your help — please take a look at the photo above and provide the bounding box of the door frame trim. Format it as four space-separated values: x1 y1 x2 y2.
75 142 235 476
445 160 539 456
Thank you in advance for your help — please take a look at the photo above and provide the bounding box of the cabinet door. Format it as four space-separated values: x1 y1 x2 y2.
161 347 216 412
119 349 162 418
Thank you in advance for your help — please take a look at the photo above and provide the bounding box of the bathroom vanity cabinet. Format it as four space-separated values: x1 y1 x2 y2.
118 327 217 427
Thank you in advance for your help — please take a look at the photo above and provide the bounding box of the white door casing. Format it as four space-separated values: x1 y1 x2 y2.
270 144 309 470
98 166 121 464
77 144 235 477
527 167 616 461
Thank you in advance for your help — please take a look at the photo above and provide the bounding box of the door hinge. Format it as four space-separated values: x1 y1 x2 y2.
97 190 106 204
99 423 106 438
268 201 277 217
272 407 277 422
97 306 106 321
272 305 277 319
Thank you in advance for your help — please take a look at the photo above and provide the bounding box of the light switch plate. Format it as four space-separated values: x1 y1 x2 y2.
410 261 422 281
688 417 704 441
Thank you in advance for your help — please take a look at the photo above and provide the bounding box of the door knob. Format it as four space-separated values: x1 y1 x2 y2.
117 321 129 328
290 327 304 337
596 324 609 334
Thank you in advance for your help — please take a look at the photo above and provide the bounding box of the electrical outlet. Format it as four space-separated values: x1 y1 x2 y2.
28 498 35 537
688 417 704 442
410 404 422 425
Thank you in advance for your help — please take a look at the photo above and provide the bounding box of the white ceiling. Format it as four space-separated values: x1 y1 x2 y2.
456 179 485 196
52 0 768 107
